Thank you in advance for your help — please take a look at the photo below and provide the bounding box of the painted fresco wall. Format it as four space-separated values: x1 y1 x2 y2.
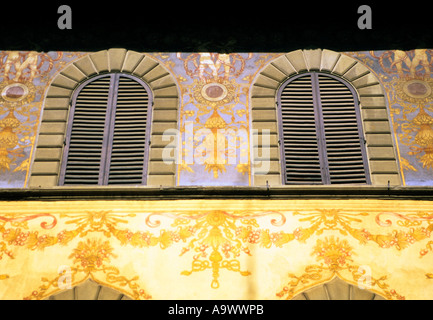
1 49 433 300
352 50 433 185
152 52 279 186
1 49 433 187
0 49 433 187
0 51 85 187
2 198 433 299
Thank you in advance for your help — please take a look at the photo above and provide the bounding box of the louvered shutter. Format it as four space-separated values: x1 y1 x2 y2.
279 74 323 184
62 76 111 185
106 76 150 185
60 74 152 186
278 72 370 185
318 74 368 184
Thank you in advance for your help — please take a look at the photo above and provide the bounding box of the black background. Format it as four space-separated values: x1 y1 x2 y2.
1 2 431 52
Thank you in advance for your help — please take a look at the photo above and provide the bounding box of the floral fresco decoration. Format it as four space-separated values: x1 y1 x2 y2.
0 51 84 187
353 49 433 184
2 205 433 299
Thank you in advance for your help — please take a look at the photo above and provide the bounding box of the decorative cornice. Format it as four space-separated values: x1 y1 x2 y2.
2 186 433 201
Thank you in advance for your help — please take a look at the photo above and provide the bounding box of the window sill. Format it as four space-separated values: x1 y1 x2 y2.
1 185 433 201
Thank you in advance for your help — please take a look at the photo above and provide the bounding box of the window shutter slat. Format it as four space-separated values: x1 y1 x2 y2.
280 74 323 184
107 76 149 185
63 76 111 185
318 75 368 184
278 72 370 185
61 74 151 186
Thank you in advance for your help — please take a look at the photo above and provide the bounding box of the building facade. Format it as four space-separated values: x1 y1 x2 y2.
0 48 433 299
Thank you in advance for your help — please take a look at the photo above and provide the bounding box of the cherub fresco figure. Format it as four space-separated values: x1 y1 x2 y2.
3 51 39 82
215 54 232 80
177 52 252 81
1 51 62 82
392 49 431 78
198 52 218 80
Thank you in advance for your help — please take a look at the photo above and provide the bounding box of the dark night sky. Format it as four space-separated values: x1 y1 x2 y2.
1 2 431 52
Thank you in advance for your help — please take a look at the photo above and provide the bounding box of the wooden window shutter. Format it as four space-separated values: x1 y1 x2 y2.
278 72 370 185
61 75 111 185
59 74 152 186
278 74 323 184
106 76 150 185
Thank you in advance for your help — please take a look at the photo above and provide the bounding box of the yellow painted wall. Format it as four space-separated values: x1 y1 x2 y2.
1 199 432 299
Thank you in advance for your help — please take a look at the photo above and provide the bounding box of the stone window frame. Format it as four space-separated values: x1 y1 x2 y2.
59 73 153 186
251 49 402 187
291 277 385 300
277 72 371 185
29 48 179 188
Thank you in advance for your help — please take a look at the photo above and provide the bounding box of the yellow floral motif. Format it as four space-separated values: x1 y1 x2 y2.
0 51 65 176
0 110 24 172
313 237 353 270
277 237 405 300
3 208 433 291
236 163 249 175
25 239 151 300
291 209 432 250
177 211 253 289
61 210 136 237
155 52 265 184
70 239 116 271
401 157 418 172
0 213 57 257
406 108 433 169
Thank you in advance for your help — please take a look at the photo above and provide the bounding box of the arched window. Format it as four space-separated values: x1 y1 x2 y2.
29 49 178 188
46 279 133 300
277 72 370 185
59 73 152 186
291 277 385 300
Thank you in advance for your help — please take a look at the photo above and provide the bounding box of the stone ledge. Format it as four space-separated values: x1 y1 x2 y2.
4 186 433 201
